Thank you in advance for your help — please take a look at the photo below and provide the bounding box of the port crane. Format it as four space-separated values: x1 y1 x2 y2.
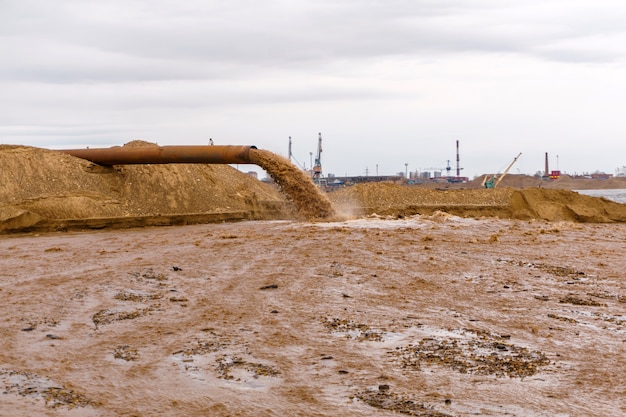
421 160 452 178
483 152 522 189
312 132 322 182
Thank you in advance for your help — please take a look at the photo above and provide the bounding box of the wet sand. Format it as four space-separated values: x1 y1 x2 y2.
1 215 624 416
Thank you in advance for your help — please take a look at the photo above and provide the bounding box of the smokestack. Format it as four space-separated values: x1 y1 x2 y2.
288 136 292 162
456 140 460 177
545 152 549 177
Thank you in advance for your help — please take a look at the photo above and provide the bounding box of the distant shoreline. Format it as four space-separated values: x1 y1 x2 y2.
408 174 626 191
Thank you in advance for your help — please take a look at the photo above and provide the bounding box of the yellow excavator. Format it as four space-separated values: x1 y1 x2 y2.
483 152 522 189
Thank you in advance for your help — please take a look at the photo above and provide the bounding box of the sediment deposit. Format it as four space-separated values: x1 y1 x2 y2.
328 182 626 223
2 143 626 233
0 143 288 232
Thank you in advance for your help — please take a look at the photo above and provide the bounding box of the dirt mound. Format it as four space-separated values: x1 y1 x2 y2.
465 174 626 190
328 182 626 222
0 143 288 233
542 175 626 190
2 143 625 233
509 188 626 222
466 174 545 189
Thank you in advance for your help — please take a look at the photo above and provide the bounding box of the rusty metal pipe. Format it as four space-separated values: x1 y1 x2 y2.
60 145 257 166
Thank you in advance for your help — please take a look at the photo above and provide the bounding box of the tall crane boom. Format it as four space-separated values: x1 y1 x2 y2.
494 152 522 188
483 152 522 189
312 132 322 181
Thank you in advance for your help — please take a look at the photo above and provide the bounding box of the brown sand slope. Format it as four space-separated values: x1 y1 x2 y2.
328 182 626 223
2 144 626 234
0 143 288 232
413 174 626 190
468 174 626 190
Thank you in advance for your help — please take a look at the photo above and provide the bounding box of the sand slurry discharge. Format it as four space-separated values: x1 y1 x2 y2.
247 148 335 220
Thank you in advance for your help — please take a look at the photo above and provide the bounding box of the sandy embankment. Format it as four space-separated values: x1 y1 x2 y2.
2 143 626 233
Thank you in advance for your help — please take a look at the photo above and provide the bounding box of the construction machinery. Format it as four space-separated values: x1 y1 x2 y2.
312 132 322 183
483 152 522 189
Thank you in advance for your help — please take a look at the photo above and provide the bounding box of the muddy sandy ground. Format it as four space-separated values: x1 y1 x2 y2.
1 215 624 416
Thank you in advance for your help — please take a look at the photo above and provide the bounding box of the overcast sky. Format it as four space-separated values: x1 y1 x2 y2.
2 0 626 178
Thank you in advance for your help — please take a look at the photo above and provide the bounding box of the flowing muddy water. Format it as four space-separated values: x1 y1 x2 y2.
576 189 626 204
248 148 335 220
1 216 625 416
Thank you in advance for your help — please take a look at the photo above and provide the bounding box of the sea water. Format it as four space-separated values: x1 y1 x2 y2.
575 189 626 204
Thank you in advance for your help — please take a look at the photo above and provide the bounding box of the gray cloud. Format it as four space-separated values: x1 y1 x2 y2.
2 0 626 175
4 0 626 86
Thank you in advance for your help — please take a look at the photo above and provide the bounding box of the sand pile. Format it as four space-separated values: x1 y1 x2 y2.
2 142 625 233
0 142 288 233
480 174 626 190
426 174 626 190
328 182 626 222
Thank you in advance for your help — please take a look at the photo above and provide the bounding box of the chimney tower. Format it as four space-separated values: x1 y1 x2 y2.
456 140 461 177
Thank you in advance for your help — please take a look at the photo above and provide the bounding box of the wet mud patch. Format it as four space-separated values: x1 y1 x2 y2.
19 316 60 332
499 259 588 280
215 355 281 380
559 294 607 307
128 267 169 282
547 313 579 324
588 291 626 303
113 345 139 361
174 331 234 357
549 309 626 330
322 317 384 342
355 387 451 416
594 312 626 328
0 368 98 409
171 330 281 387
113 289 163 302
92 306 153 328
393 327 551 378
91 269 169 329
